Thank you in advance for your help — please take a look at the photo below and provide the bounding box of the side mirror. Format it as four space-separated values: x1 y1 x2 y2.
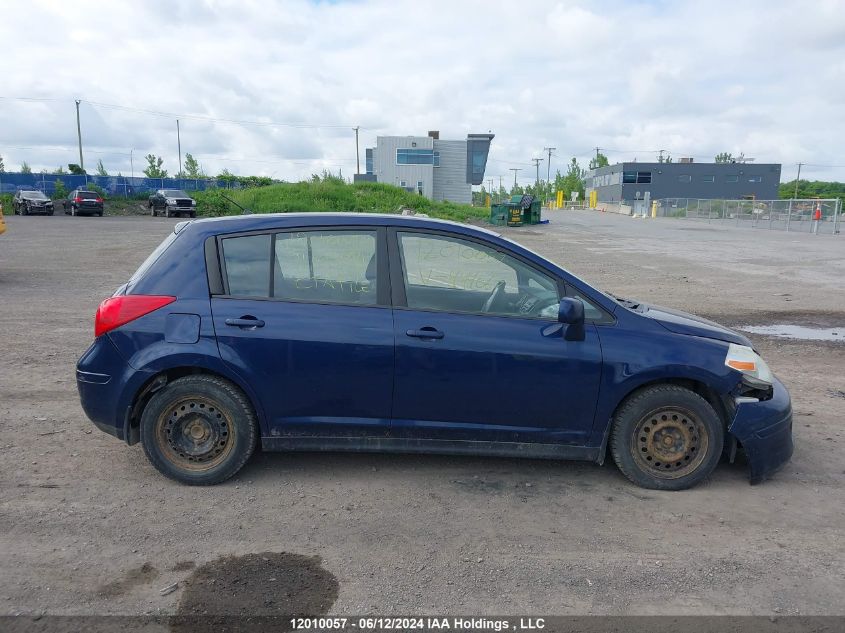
558 297 585 324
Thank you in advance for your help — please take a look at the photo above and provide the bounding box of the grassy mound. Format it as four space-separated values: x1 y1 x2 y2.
193 179 486 223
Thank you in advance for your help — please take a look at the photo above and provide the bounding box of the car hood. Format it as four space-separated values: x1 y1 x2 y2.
638 303 753 347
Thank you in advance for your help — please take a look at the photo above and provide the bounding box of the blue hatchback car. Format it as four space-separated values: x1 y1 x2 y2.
76 213 793 489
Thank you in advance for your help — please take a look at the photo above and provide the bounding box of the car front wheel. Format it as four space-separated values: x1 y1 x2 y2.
609 384 723 490
140 375 258 485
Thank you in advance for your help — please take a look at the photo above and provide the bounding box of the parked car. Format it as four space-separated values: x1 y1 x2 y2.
64 190 104 216
149 189 196 217
13 189 54 215
76 214 793 489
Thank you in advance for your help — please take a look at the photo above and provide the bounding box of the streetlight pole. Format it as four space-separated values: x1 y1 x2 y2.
354 126 360 175
177 119 182 179
75 100 84 171
794 162 802 199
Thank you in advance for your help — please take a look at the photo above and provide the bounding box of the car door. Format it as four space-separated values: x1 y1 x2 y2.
389 229 604 446
210 227 394 438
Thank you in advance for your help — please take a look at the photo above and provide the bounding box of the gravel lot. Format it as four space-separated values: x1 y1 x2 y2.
1 211 843 618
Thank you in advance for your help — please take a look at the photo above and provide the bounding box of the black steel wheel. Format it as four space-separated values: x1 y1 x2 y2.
141 375 258 485
610 384 723 490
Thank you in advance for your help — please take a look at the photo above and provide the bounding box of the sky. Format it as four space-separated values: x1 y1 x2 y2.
1 0 845 184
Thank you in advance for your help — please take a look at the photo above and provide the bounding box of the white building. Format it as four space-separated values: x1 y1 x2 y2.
355 131 494 204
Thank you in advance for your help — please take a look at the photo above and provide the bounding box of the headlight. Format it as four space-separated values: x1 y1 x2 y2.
166 198 176 204
724 343 773 386
191 200 196 206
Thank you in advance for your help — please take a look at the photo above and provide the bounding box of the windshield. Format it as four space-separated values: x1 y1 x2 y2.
22 191 49 199
163 190 190 198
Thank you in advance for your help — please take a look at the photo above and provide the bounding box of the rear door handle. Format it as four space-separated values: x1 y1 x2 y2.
225 317 265 328
406 327 444 339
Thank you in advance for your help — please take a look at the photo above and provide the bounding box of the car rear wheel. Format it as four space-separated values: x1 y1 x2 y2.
140 375 258 485
609 384 723 490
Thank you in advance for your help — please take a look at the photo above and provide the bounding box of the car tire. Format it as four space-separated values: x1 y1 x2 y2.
190 211 196 218
609 384 723 491
165 208 172 218
48 210 54 216
140 375 258 485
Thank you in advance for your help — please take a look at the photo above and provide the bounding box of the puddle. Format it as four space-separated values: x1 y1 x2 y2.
739 324 843 342
171 552 338 633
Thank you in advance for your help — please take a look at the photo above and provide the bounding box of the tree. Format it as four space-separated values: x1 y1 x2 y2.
714 152 734 163
53 179 67 200
589 152 609 170
67 163 85 175
143 154 167 178
54 166 68 175
561 157 586 200
184 153 202 179
658 153 673 163
0 154 4 173
21 161 32 174
96 159 108 176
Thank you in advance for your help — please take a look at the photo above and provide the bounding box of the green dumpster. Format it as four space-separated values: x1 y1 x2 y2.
490 204 509 226
523 199 543 224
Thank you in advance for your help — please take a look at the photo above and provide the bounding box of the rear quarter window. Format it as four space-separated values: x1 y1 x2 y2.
221 234 271 297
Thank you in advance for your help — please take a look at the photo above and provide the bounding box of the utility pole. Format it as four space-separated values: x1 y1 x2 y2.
509 168 521 189
130 148 134 181
531 158 544 186
354 126 360 175
75 100 84 171
543 147 555 200
543 147 555 185
176 119 182 178
594 147 601 162
794 163 803 199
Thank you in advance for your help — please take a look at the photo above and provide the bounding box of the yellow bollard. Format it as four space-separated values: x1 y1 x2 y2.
651 201 658 218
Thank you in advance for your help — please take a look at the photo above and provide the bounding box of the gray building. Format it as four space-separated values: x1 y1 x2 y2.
354 131 494 204
585 160 782 203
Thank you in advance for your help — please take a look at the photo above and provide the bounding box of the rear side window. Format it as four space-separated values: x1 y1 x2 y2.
274 231 377 305
222 234 271 296
220 230 378 305
129 232 179 284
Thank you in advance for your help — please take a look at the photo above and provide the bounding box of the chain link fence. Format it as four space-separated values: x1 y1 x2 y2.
654 198 842 235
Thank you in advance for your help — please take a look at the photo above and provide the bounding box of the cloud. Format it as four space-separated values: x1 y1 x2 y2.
1 0 844 181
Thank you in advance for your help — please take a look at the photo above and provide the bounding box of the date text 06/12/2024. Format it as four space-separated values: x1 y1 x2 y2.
289 617 546 631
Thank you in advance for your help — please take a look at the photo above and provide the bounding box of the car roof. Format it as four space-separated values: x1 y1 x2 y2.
189 212 501 237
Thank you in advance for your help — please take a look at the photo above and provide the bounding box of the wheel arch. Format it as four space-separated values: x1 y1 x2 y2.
124 365 265 446
597 376 730 465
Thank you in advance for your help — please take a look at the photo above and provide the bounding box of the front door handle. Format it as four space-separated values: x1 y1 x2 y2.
225 316 265 328
406 327 444 340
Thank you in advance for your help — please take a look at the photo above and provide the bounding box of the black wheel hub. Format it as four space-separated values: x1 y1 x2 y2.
631 408 709 479
162 399 230 464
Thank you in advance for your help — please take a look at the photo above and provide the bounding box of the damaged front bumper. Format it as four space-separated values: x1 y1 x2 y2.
728 376 794 484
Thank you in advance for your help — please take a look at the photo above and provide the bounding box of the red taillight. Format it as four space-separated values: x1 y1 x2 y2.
74 196 82 203
95 295 176 337
95 197 104 203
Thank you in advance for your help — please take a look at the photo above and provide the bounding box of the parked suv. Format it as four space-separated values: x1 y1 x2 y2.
13 190 54 215
149 189 196 218
76 214 793 489
64 190 104 216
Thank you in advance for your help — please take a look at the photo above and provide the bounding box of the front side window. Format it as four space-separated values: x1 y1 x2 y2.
398 232 559 319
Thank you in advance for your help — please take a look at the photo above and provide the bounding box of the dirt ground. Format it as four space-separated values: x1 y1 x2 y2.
0 211 843 618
